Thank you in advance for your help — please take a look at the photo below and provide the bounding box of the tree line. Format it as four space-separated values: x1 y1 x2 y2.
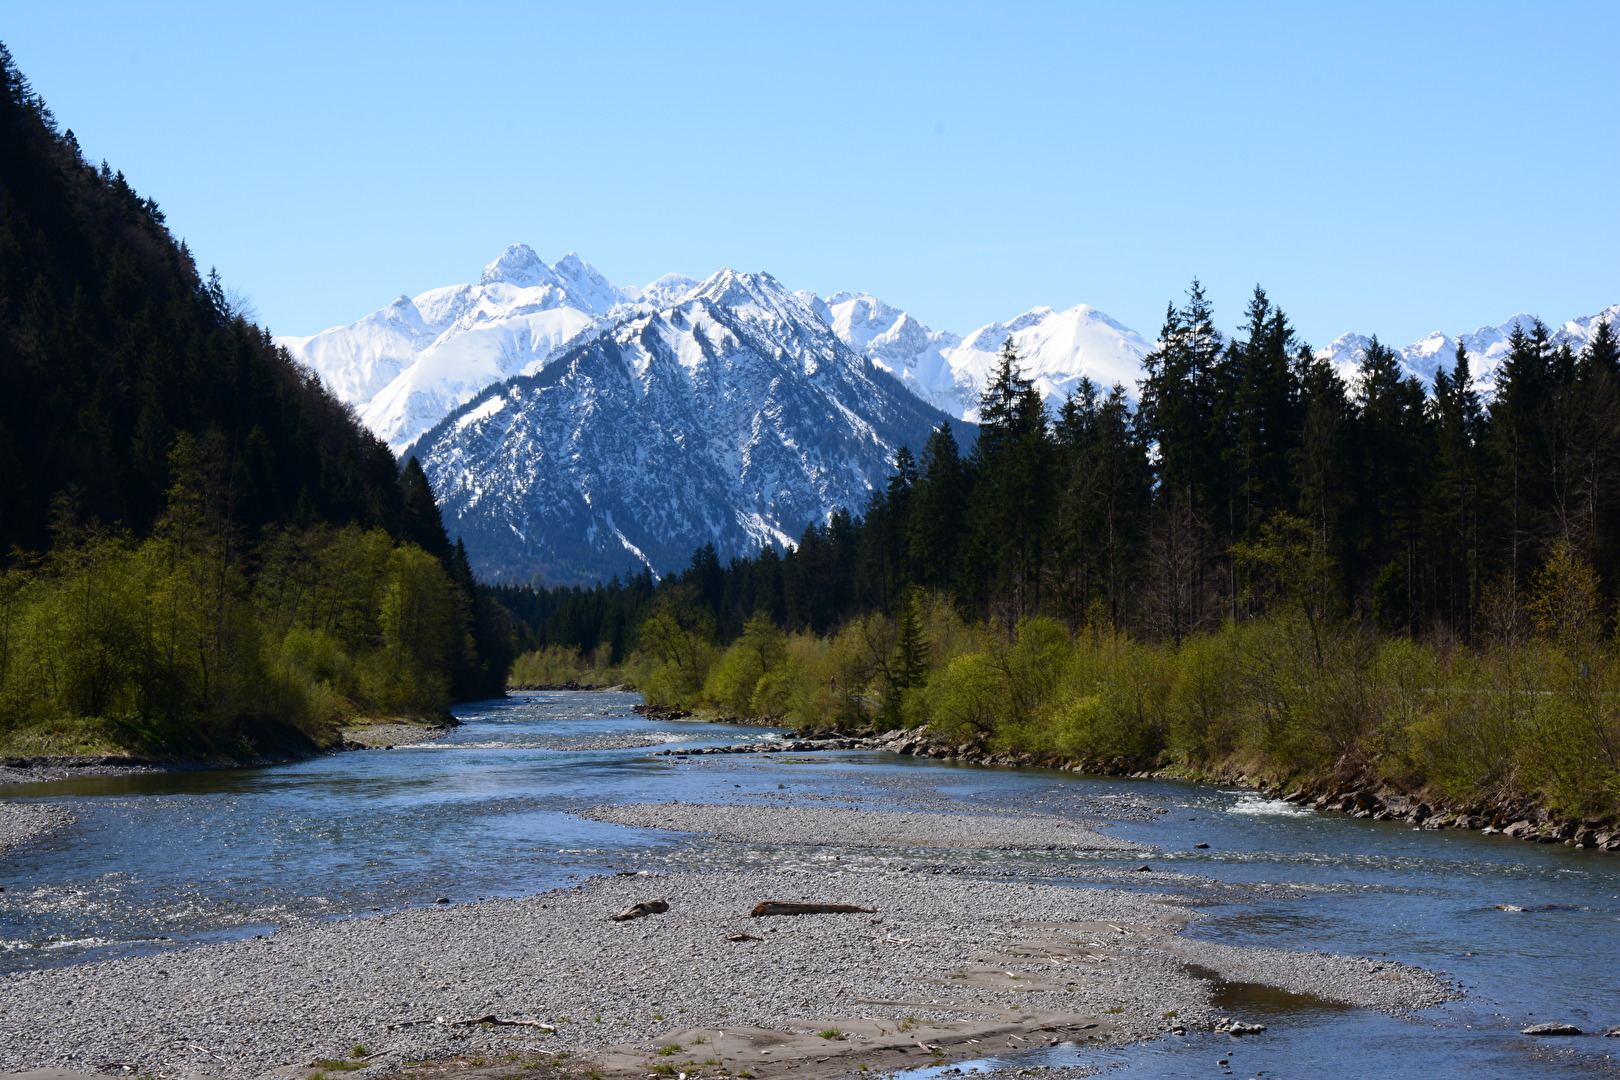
508 280 1620 655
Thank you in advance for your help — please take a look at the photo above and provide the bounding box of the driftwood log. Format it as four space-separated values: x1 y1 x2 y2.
749 901 876 917
611 899 670 922
391 1014 555 1030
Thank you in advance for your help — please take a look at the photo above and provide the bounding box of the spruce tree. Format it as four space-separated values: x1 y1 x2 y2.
965 339 1054 621
399 457 451 561
908 423 967 592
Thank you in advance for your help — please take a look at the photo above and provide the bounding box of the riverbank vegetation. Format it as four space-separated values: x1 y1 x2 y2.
505 285 1620 820
0 444 490 761
0 47 509 758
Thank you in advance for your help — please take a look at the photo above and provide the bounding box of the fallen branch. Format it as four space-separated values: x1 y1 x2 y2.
391 1015 556 1031
727 932 765 942
750 901 876 917
611 899 670 922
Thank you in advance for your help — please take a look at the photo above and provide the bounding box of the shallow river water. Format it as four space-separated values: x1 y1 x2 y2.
2 691 1617 1078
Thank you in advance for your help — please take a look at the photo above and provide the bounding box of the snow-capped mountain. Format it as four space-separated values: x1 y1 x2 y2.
797 292 1154 421
1318 305 1620 396
941 305 1155 420
278 246 679 453
408 269 964 585
281 247 1156 451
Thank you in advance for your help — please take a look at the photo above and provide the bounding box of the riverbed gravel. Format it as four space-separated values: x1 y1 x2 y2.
0 802 74 857
581 803 1148 852
0 863 1450 1078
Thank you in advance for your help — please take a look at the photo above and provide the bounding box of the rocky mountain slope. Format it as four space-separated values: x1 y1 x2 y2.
405 270 963 584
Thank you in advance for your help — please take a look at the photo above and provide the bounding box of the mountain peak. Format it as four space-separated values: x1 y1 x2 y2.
479 244 555 288
687 268 806 319
548 251 623 314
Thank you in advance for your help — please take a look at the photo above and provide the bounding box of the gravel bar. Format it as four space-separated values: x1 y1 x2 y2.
0 802 74 857
340 724 454 748
0 867 1450 1077
581 802 1148 852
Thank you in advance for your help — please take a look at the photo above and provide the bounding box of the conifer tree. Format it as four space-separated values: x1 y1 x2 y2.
1353 337 1429 624
1429 344 1488 635
964 339 1054 621
908 423 967 592
399 457 451 561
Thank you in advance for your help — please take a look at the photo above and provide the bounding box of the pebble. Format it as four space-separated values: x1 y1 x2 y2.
0 805 1453 1076
583 803 1147 852
0 802 74 857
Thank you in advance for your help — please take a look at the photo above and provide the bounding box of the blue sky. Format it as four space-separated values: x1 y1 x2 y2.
7 1 1617 349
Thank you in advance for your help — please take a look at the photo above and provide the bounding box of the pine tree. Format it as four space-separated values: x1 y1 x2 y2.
908 423 967 592
1139 280 1224 515
964 339 1054 621
1353 337 1430 624
1489 320 1555 586
1429 344 1488 635
1051 380 1150 626
398 457 451 561
1580 316 1619 379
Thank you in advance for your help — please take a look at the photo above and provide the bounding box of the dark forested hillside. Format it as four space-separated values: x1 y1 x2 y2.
0 45 510 757
0 44 403 555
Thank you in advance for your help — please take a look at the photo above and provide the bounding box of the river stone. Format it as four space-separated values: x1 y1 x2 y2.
1521 1022 1582 1036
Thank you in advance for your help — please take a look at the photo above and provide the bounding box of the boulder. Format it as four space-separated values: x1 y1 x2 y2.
1521 1023 1582 1036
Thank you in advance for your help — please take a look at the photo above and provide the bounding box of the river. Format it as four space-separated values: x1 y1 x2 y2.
1 691 1616 1078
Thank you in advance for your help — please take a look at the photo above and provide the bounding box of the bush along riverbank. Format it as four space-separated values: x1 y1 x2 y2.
632 577 1620 855
724 723 1620 854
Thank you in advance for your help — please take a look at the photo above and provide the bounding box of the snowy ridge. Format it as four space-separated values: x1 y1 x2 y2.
278 246 1158 450
408 269 960 585
1317 304 1620 397
280 246 645 452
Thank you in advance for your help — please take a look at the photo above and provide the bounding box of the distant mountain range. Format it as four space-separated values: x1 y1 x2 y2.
1316 306 1620 396
277 246 1615 582
278 245 1155 454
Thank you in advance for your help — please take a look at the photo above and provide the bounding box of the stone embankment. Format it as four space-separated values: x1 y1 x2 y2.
665 720 1619 856
1244 775 1620 853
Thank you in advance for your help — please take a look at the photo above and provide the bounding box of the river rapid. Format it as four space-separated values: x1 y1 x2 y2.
1 690 1616 1079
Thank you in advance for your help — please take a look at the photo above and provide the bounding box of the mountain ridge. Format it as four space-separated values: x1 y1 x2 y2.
405 267 966 585
284 244 1618 454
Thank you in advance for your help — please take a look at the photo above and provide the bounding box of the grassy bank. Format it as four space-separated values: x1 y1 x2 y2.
627 573 1620 822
